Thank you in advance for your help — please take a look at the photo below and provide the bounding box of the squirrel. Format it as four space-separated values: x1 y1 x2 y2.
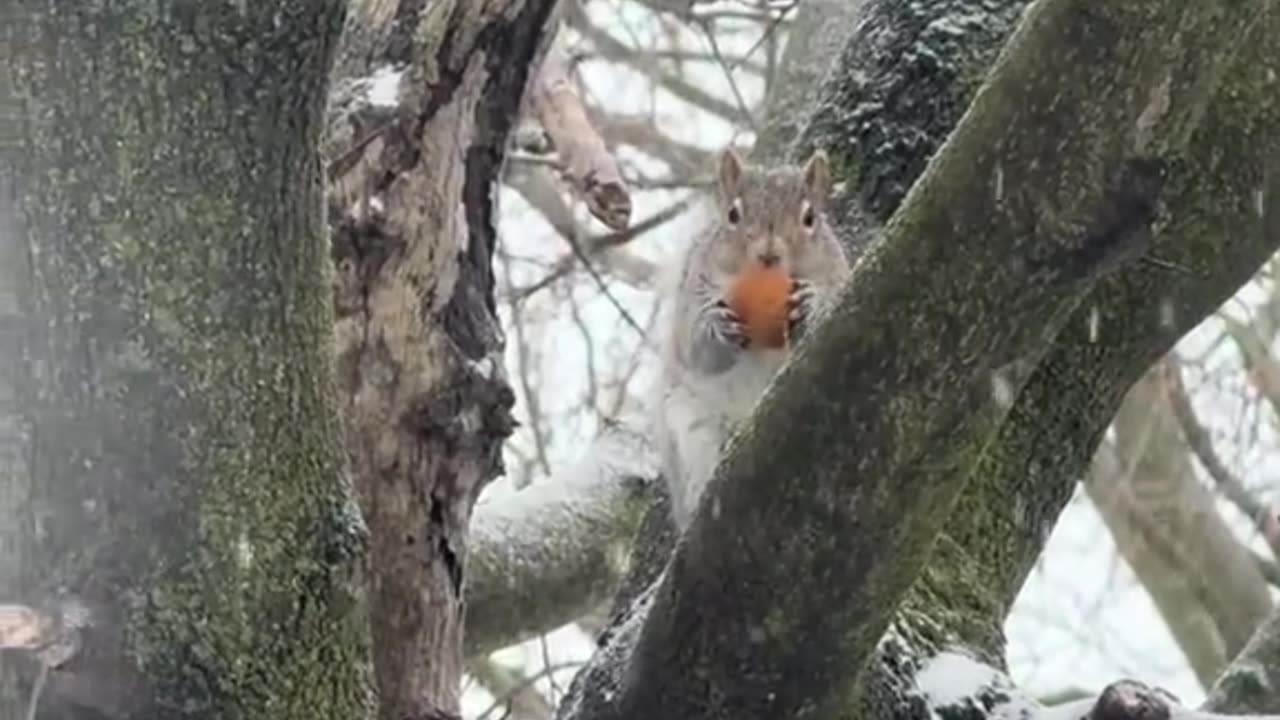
652 147 850 530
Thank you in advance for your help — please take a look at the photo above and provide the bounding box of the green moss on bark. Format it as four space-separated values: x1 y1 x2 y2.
6 4 371 718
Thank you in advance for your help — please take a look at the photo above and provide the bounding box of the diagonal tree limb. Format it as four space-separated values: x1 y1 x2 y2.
943 0 1280 637
1089 395 1272 689
579 4 1264 719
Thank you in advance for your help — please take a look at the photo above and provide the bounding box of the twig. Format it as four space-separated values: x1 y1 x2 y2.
498 248 554 484
696 17 759 132
25 662 47 720
566 5 752 124
1161 358 1280 557
475 661 582 720
512 197 692 302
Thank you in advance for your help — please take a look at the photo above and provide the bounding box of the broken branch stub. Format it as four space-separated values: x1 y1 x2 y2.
531 45 633 231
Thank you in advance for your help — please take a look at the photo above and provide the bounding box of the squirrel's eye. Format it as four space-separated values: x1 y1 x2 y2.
728 200 742 225
801 204 816 229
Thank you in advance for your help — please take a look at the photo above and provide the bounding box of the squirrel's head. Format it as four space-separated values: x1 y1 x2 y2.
708 147 832 278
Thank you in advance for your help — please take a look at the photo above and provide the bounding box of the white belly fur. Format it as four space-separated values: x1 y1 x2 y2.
659 348 788 526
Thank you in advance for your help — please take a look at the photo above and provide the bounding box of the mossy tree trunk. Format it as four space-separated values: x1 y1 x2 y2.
1 4 372 719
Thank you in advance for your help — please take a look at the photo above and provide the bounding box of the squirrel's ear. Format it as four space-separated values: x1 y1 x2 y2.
718 148 743 197
803 148 831 199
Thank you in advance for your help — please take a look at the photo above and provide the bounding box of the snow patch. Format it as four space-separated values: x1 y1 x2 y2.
368 66 403 107
915 651 1004 707
912 650 1042 720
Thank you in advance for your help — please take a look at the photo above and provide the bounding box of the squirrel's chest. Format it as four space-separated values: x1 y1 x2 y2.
695 348 788 420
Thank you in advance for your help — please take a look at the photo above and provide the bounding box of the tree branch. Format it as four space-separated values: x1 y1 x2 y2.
940 0 1280 640
465 423 660 658
530 42 632 230
564 4 751 124
568 3 1261 718
325 2 559 716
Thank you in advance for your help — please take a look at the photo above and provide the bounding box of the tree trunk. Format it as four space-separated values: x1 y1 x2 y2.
324 1 560 717
1 4 371 719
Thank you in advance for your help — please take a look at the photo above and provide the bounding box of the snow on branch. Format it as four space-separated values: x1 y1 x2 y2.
914 652 1278 720
465 421 660 657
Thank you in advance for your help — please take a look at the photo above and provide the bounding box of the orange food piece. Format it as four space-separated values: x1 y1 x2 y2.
728 262 792 349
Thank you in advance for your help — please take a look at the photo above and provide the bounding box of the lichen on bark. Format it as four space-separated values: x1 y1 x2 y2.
3 4 372 718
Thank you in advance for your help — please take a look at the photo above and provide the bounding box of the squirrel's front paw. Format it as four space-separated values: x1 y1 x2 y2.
709 300 749 349
690 300 748 374
787 279 818 341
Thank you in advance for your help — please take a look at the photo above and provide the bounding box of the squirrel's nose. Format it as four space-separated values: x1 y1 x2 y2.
758 252 780 267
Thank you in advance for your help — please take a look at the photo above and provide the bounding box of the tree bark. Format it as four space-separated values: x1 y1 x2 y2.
323 1 560 717
1 4 370 719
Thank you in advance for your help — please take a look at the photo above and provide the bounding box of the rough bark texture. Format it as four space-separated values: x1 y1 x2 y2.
797 0 1036 255
323 1 560 717
1 4 371 720
564 3 1260 719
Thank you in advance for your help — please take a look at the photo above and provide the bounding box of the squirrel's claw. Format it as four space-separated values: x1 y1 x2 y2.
787 279 818 338
709 300 749 348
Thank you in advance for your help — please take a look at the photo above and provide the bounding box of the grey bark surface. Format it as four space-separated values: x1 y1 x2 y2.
323 1 561 717
2 4 370 719
797 0 1036 256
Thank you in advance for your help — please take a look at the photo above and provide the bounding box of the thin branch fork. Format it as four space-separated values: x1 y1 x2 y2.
531 43 633 231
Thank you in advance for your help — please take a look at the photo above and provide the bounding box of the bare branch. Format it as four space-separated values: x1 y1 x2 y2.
565 4 752 124
1223 314 1280 427
531 43 632 230
509 189 690 302
0 602 87 666
1163 357 1280 557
